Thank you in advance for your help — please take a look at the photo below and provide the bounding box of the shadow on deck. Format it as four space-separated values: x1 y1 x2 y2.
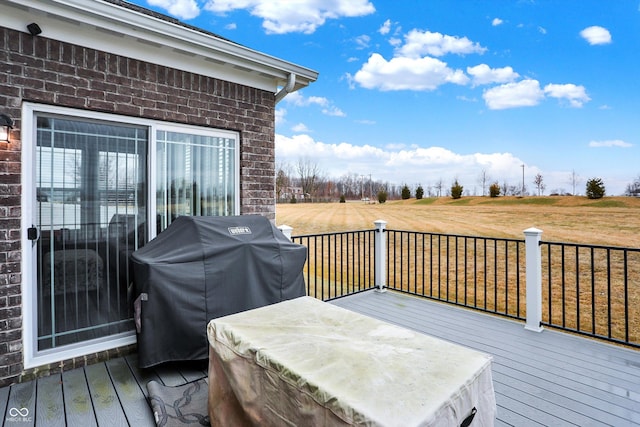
2 290 640 426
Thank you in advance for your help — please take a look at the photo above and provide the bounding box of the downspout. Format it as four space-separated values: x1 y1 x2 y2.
275 73 296 104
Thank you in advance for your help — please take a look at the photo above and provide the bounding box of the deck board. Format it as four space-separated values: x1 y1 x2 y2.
84 362 129 427
0 387 8 424
4 381 36 426
122 355 160 399
2 290 640 426
35 374 64 427
104 359 155 426
61 367 97 427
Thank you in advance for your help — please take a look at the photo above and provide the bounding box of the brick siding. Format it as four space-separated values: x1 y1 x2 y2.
0 27 276 387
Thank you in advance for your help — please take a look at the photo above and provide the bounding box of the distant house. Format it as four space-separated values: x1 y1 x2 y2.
0 0 317 387
281 186 305 201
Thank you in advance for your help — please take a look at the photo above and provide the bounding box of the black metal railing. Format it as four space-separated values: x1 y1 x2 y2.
540 241 640 347
386 230 526 320
291 228 640 348
292 230 376 300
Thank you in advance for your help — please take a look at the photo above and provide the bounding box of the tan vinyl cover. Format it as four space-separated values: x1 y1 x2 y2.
207 296 496 426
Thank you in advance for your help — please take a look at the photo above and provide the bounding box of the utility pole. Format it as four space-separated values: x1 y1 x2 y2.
521 164 525 197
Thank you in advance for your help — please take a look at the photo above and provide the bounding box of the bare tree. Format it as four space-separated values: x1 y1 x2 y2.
477 169 491 196
296 158 323 201
533 173 545 196
569 169 581 196
434 178 444 197
275 161 292 201
624 174 640 197
501 181 510 196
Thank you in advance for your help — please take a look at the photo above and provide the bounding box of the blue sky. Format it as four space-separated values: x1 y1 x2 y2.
130 0 639 195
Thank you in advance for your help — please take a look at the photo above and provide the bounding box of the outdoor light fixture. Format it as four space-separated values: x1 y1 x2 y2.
27 23 42 36
0 113 13 143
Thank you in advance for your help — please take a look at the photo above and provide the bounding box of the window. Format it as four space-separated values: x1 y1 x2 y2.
156 129 237 229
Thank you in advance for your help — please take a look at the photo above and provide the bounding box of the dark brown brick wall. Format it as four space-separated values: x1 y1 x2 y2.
0 26 276 387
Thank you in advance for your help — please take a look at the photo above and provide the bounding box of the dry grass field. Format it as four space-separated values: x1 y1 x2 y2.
277 196 640 345
276 196 640 248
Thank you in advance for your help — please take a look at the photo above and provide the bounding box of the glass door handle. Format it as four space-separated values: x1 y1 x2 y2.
27 225 39 241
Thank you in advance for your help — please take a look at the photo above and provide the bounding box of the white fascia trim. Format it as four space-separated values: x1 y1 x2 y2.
5 0 318 92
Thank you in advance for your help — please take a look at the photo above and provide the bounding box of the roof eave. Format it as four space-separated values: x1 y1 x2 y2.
4 0 318 92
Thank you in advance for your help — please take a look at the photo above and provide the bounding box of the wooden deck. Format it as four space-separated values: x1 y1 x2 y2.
2 290 640 426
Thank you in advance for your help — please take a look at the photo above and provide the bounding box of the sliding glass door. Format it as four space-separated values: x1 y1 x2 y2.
25 104 240 364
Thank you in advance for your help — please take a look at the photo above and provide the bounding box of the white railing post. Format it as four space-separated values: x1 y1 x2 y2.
374 220 387 293
524 227 544 332
278 224 293 241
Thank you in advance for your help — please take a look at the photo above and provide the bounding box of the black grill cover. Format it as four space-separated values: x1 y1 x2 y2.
131 215 306 368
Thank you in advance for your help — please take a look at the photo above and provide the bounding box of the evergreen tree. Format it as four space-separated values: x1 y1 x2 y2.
585 178 605 199
401 185 411 199
451 180 463 199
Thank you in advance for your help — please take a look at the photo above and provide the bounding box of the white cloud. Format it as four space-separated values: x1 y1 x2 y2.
467 64 519 87
483 79 545 110
544 83 590 107
354 53 469 91
492 18 503 27
457 95 478 103
388 37 402 47
292 123 310 132
275 134 529 187
397 29 487 58
275 108 286 126
482 80 590 110
379 19 391 35
322 106 346 117
203 0 375 34
354 34 371 49
580 26 612 45
588 140 633 148
283 91 345 117
352 28 488 92
225 22 237 30
538 26 547 34
285 91 328 107
148 0 200 19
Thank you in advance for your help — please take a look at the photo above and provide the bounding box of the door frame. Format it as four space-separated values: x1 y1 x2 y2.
21 103 139 369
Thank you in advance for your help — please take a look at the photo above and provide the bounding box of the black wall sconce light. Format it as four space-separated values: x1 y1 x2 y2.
27 23 42 36
0 113 14 143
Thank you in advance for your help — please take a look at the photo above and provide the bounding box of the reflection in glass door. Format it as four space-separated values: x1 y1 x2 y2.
35 116 147 351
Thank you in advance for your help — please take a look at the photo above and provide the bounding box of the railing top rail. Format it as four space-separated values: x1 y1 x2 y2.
291 229 376 239
541 240 640 252
386 228 525 244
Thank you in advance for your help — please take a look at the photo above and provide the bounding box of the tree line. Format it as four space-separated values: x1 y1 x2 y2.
276 159 640 202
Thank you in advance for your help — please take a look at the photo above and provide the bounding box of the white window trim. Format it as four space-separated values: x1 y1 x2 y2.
21 102 240 368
